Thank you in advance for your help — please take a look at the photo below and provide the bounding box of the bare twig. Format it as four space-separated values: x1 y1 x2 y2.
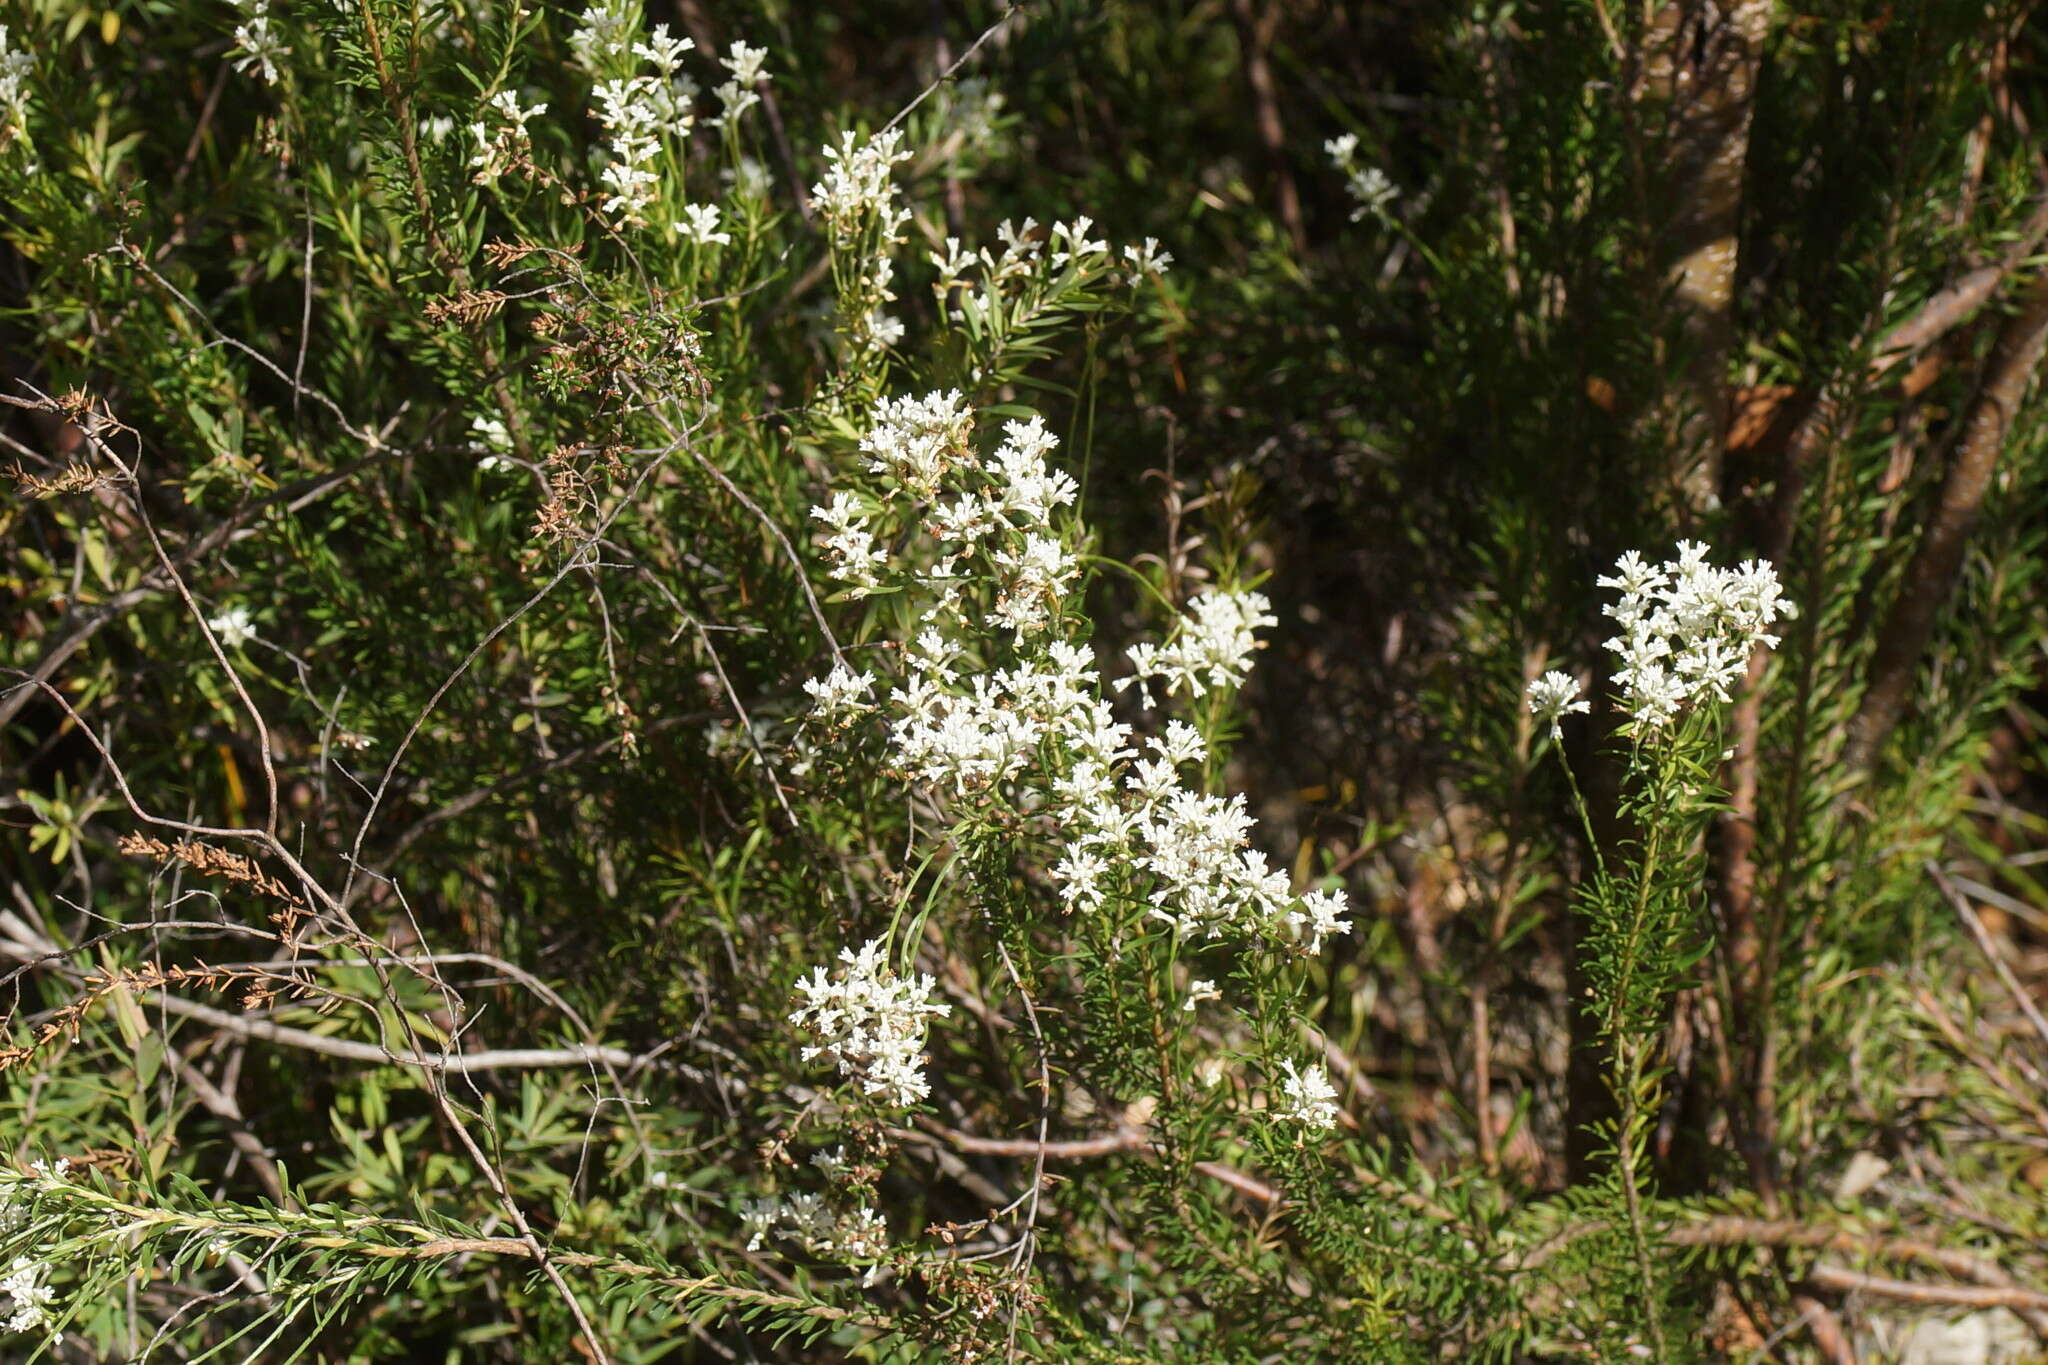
1806 1262 2048 1313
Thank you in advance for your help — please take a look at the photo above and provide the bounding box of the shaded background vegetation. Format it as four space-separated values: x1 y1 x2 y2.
4 0 2048 1359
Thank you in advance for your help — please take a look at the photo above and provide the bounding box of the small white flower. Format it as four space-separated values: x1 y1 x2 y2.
471 415 512 453
864 310 905 348
722 39 770 88
0 1255 53 1334
632 24 693 75
570 0 643 72
1343 165 1397 221
1597 543 1793 730
1275 1060 1340 1129
788 940 950 1108
810 1146 851 1181
0 27 33 146
229 0 289 85
803 662 875 717
1524 670 1590 737
811 127 910 240
1125 589 1277 699
1182 978 1220 1011
1123 237 1173 276
1287 888 1352 954
208 606 256 649
675 202 731 246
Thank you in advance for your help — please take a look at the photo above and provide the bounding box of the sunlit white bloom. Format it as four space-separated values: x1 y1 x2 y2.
745 1194 889 1261
1275 1060 1340 1129
229 0 289 85
0 28 31 146
1524 670 1590 737
469 91 547 181
1049 215 1110 269
0 1255 52 1334
803 662 875 717
632 24 693 75
676 202 730 246
788 939 950 1107
738 1196 779 1251
208 606 256 649
799 390 1356 957
1053 842 1111 912
930 237 976 293
991 533 1078 633
810 491 886 593
575 9 697 222
863 310 905 348
996 217 1041 272
1344 166 1396 221
859 389 971 493
1124 589 1277 699
569 0 642 73
1123 237 1173 276
1182 978 1221 1011
811 127 910 240
722 39 770 88
1598 542 1793 729
709 79 760 127
1287 888 1352 955
471 415 512 454
600 160 660 220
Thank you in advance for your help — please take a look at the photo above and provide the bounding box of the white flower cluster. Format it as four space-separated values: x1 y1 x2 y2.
468 90 547 184
471 413 512 461
859 388 976 497
1 1256 51 1335
1599 542 1794 729
1325 133 1396 222
0 1160 68 1337
1275 1060 1341 1129
708 40 769 129
229 0 289 86
1124 588 1277 699
675 201 728 247
1524 670 1590 738
930 214 1171 320
207 604 256 649
0 26 31 148
740 1194 888 1264
788 940 951 1107
811 127 912 351
804 393 1351 953
812 127 910 241
802 661 874 714
570 1 698 222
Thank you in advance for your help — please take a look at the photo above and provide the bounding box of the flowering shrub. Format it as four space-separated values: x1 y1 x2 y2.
4 2 2048 1363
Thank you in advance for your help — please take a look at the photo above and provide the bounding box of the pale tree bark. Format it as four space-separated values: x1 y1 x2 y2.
1636 0 1776 516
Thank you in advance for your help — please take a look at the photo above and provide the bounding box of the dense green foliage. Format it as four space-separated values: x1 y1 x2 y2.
3 0 2048 1360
